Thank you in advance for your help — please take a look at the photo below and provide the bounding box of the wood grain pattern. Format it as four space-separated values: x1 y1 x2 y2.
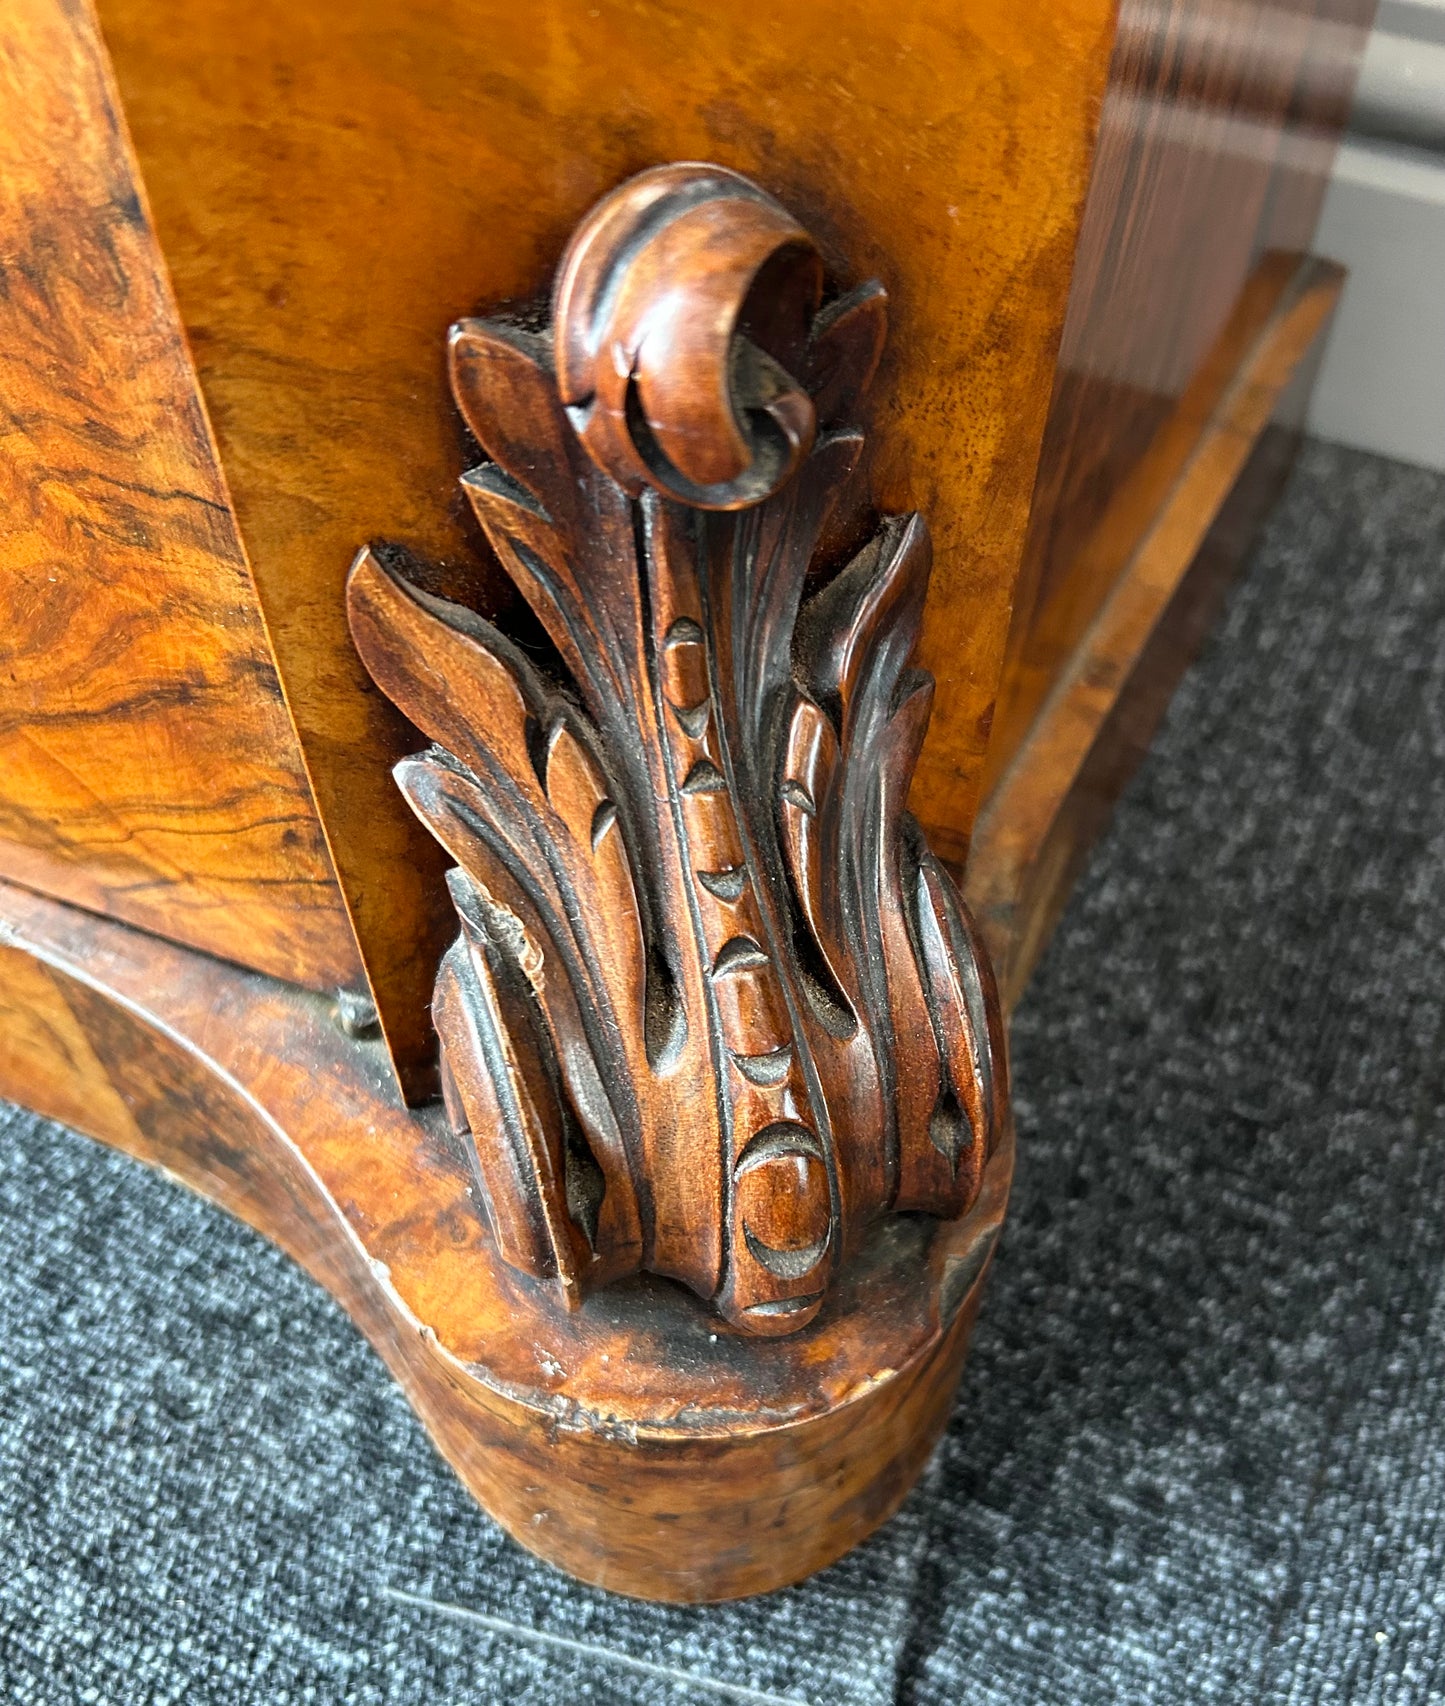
0 0 362 993
982 0 1378 803
0 0 1372 1607
91 0 1121 1057
966 256 1343 1005
347 166 1008 1335
0 876 1012 1602
0 228 1330 1583
985 251 1311 802
0 210 1331 1570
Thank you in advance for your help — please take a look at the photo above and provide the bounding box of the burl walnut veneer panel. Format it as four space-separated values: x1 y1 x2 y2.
0 160 1022 1597
0 2 1371 1602
0 0 361 993
92 0 1121 1071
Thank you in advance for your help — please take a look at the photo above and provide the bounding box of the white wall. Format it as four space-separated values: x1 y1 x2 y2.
1307 1 1445 471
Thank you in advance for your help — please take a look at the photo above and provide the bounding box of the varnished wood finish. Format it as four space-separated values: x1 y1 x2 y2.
346 167 1008 1335
0 876 1011 1602
0 239 1346 1604
982 0 1378 805
0 0 1375 1605
0 0 361 994
0 201 1333 1576
966 257 1343 1005
90 0 1120 1053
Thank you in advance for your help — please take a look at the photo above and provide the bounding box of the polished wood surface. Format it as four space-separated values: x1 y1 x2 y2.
0 238 1346 1602
967 256 1343 1004
982 0 1379 801
346 166 1008 1335
0 0 361 993
0 0 1374 1082
0 875 1012 1602
0 0 1376 1605
90 0 1120 1052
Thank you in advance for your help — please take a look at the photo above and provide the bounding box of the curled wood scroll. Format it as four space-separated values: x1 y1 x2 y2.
347 163 1008 1336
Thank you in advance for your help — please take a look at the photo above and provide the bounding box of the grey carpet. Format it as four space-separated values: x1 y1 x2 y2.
2 439 1443 1705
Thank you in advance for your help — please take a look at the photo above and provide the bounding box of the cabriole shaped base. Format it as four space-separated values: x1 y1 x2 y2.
0 878 1011 1602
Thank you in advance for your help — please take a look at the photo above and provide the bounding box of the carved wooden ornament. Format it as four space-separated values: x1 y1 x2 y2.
347 163 1008 1335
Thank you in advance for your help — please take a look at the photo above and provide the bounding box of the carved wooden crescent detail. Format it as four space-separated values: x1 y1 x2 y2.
346 163 1009 1336
552 162 823 508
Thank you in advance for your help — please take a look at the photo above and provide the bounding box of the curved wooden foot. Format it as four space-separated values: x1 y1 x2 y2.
0 877 1011 1602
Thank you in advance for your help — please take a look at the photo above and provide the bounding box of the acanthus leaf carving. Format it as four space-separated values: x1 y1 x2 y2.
347 162 1009 1335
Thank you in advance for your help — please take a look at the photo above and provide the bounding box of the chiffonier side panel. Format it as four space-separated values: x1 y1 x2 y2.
92 0 1121 1056
0 0 363 992
982 0 1378 796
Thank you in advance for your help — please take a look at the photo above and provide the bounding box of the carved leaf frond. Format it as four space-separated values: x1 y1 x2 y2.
348 545 540 790
349 550 651 1292
448 325 647 740
804 280 889 428
722 428 864 767
449 320 583 528
911 844 1008 1199
781 513 932 981
434 911 584 1294
801 511 931 753
346 162 1009 1336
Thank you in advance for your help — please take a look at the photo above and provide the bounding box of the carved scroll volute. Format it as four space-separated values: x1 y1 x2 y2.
552 162 823 508
346 163 1009 1337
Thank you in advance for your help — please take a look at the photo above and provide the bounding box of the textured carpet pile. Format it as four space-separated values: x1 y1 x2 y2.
1 440 1443 1703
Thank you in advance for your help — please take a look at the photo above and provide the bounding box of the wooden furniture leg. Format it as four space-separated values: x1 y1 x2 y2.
0 168 1342 1600
0 880 1012 1602
3 164 1019 1600
0 0 1367 1604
